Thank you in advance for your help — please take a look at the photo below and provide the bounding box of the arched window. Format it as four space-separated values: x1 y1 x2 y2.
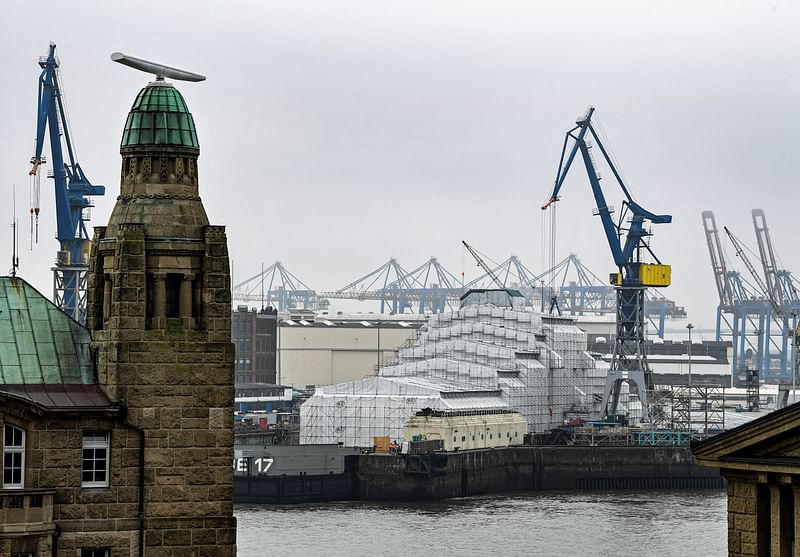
3 424 25 489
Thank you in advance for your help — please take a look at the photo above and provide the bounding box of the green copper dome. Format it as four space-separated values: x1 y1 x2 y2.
120 83 199 149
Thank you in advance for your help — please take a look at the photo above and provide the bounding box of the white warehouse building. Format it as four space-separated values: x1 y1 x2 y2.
300 289 608 446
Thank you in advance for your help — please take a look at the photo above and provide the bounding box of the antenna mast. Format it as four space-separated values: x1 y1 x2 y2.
11 185 19 277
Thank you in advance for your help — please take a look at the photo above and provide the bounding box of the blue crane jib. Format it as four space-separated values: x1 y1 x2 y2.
29 43 105 323
542 107 671 288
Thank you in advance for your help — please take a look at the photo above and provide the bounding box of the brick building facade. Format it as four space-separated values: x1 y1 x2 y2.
232 306 277 384
1 76 237 555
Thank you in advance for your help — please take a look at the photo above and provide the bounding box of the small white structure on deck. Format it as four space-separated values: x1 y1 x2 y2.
404 410 528 451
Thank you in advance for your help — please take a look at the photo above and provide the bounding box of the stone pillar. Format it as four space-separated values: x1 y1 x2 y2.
770 484 781 557
153 272 167 329
102 274 112 323
193 278 202 321
86 226 108 331
793 487 800 557
180 273 195 327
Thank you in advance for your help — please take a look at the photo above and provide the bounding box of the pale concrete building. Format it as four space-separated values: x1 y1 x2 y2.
277 313 426 387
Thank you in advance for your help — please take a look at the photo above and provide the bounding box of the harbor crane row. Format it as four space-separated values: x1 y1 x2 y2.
30 43 105 323
542 107 672 422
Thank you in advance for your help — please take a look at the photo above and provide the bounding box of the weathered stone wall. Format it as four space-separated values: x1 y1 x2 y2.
89 215 236 554
724 478 758 557
84 79 237 555
90 231 236 555
0 397 140 556
0 533 52 556
2 80 236 556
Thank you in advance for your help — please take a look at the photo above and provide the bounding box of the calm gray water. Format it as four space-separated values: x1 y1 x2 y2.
236 490 727 556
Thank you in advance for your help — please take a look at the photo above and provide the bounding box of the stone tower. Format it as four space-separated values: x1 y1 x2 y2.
86 78 237 554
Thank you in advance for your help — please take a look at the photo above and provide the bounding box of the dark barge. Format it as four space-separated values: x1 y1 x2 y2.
233 444 723 504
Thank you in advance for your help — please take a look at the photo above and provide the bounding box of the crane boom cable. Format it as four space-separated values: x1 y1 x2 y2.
593 114 632 203
724 226 781 316
549 204 556 287
55 64 79 166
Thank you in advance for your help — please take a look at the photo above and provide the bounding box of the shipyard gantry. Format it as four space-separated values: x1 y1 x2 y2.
703 209 800 385
231 252 687 335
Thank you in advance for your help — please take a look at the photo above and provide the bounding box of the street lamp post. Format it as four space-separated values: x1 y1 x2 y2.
687 323 694 432
276 318 282 385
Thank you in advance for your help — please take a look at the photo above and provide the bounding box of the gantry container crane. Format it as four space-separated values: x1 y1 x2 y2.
542 107 672 421
29 43 105 323
751 208 800 385
703 210 796 384
702 211 763 380
723 224 790 381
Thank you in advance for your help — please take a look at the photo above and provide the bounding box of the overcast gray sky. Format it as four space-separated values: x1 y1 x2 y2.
0 0 798 331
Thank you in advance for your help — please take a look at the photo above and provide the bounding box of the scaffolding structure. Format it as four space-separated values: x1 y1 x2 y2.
668 386 726 433
300 299 610 446
746 369 760 411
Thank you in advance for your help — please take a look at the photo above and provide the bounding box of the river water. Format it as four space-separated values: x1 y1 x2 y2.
235 489 727 556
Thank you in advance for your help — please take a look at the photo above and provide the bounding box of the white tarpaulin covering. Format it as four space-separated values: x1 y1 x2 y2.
300 302 608 446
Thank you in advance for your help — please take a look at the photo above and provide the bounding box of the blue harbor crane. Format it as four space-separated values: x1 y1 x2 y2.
29 43 105 323
703 210 786 385
542 107 672 421
725 220 796 384
702 211 763 379
752 209 800 387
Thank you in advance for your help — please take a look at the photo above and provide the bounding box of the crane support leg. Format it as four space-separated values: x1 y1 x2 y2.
601 287 652 422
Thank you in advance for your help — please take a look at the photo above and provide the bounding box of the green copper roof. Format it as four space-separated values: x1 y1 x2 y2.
0 277 94 385
120 83 199 149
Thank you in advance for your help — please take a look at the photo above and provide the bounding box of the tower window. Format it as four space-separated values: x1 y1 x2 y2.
165 274 181 318
3 424 25 489
81 550 110 557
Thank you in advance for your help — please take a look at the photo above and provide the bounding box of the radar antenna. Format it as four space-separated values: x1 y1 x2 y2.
110 52 206 82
